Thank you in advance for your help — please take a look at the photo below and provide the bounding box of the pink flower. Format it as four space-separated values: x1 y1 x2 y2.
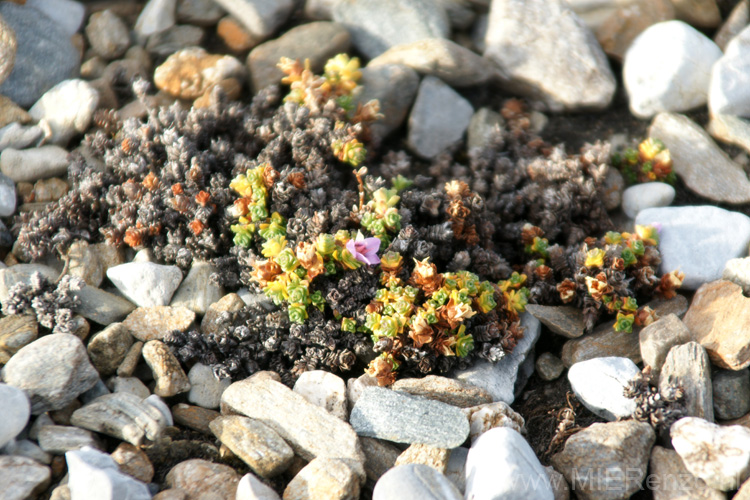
346 236 381 266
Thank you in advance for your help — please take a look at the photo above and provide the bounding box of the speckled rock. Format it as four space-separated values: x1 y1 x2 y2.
86 323 134 377
359 437 400 483
166 459 240 500
394 443 450 473
293 370 348 420
392 375 492 408
649 446 724 500
85 9 131 60
110 442 154 483
142 340 191 398
659 342 713 421
713 369 750 421
283 457 360 500
154 47 245 100
0 456 51 500
123 306 195 342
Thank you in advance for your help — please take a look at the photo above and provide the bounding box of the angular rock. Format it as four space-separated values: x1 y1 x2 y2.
392 375 492 409
0 456 51 500
87 323 135 377
109 377 150 399
0 145 69 183
123 306 195 342
394 443 450 473
568 357 640 421
177 0 225 25
217 15 258 52
73 285 136 325
166 458 240 499
209 415 293 478
649 445 724 500
710 25 750 118
0 315 38 364
236 473 280 500
111 442 154 483
293 370 348 420
373 464 461 500
25 0 85 35
142 340 191 398
714 0 749 50
117 341 144 378
0 383 30 449
67 446 151 500
4 438 52 465
134 0 176 40
85 9 131 60
525 304 585 339
536 352 565 381
671 417 750 490
187 363 231 409
154 47 245 100
672 0 721 28
659 342 713 421
107 262 183 308
713 369 750 421
283 457 360 500
638 313 692 379
350 387 469 448
170 261 223 315
648 113 750 204
172 403 219 435
551 420 655 499
37 425 101 454
622 182 675 219
462 401 525 443
211 0 293 40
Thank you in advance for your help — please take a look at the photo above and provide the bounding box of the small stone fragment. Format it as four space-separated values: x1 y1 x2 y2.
37 425 101 454
236 473 280 500
172 403 219 435
146 25 206 57
713 369 750 421
85 9 131 60
211 0 294 40
0 146 69 183
187 363 231 409
170 261 223 315
462 401 525 443
72 286 136 326
622 182 676 219
283 457 360 500
123 306 195 342
638 313 692 378
142 340 191 398
392 375 492 408
117 341 144 377
107 262 183 308
134 0 177 40
395 443 450 473
29 79 99 146
0 314 38 364
109 377 150 399
525 304 585 339
536 352 565 381
714 0 749 50
202 293 245 336
373 464 461 500
659 342 713 421
649 445 725 500
359 437 400 483
87 323 135 377
0 456 51 500
177 0 225 26
110 442 155 483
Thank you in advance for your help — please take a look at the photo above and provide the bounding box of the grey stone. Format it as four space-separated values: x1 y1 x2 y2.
26 0 85 35
170 261 223 315
37 425 101 454
80 379 110 405
86 323 135 377
568 357 640 421
454 312 541 404
293 370 348 420
1 334 99 414
445 447 467 494
28 414 54 441
622 182 675 219
304 0 339 20
211 0 293 40
407 76 473 159
708 113 750 156
123 306 195 342
712 369 750 421
142 340 191 398
602 166 625 210
209 415 293 478
545 465 570 500
72 285 136 325
466 107 503 151
710 25 750 118
649 446 725 500
109 377 150 400
177 0 225 26
623 21 721 118
0 123 45 152
143 394 173 427
0 3 80 108
0 383 30 449
536 352 565 381
462 401 525 443
484 0 615 112
284 457 360 500
0 315 38 365
107 262 183 308
116 341 143 378
671 417 750 491
551 420 655 500
466 427 553 500
146 25 206 57
368 38 493 87
714 0 749 50
392 375 492 409
525 304 584 339
638 313 692 377
648 113 750 204
70 392 168 446
660 342 713 421
134 0 177 40
3 438 52 465
0 456 50 500
0 146 69 183
332 0 449 59
187 363 231 409
349 387 469 448
236 472 280 500
359 437 400 483
0 172 15 217
373 464 461 500
246 21 350 93
66 446 151 500
85 9 131 60
636 206 750 289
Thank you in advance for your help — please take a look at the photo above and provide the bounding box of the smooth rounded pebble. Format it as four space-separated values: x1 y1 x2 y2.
29 80 99 146
0 146 69 183
373 464 461 500
621 182 676 219
568 356 640 421
85 9 131 60
0 383 31 449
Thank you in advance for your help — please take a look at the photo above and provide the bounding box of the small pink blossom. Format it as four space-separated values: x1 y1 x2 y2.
346 236 381 266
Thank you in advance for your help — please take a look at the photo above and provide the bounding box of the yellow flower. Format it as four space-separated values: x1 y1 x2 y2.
584 248 606 268
261 236 286 258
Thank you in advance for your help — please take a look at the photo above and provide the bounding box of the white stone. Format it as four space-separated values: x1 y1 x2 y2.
671 417 750 491
0 173 15 217
107 262 183 307
463 401 525 443
568 357 640 421
624 21 722 118
465 427 554 500
723 257 750 294
0 123 45 152
373 464 462 500
0 383 30 449
29 79 100 146
26 0 85 35
143 394 174 427
236 472 281 500
636 206 750 290
710 25 750 118
66 446 152 500
170 260 223 315
621 182 676 219
110 377 150 400
0 145 69 183
188 363 231 410
293 370 348 420
134 0 176 40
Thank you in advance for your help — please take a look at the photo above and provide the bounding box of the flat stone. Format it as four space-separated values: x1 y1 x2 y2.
170 261 223 315
536 352 565 381
594 0 675 61
0 146 69 183
72 285 136 325
26 0 85 35
368 38 493 87
134 0 176 40
0 456 51 500
622 182 675 219
466 427 553 500
648 113 750 204
283 457 360 500
187 363 231 409
37 425 101 454
67 446 151 500
672 0 721 28
209 415 293 478
374 464 461 500
3 438 52 465
107 262 183 308
246 21 350 93
350 387 468 448
392 375 492 409
639 313 692 378
142 340 191 398
177 0 225 26
714 0 749 50
671 417 750 490
710 25 750 118
682 280 750 370
166 459 240 500
394 443 450 473
568 357 640 421
236 473 280 500
525 304 585 339
216 16 258 52
713 368 750 421
0 383 30 449
211 0 293 40
551 420 655 499
85 9 131 60
154 47 245 100
221 375 365 483
110 442 154 483
87 323 135 377
172 403 219 435
293 370 348 420
0 315 38 364
649 446 725 500
331 0 449 59
123 306 195 342
462 401 525 443
660 342 713 421
1 333 98 414
708 114 750 157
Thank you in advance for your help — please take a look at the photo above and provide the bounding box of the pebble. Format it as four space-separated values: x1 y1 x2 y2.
236 472 280 500
0 384 30 449
109 376 150 400
466 107 503 151
373 464 461 500
621 182 676 219
484 0 615 112
332 0 449 59
672 0 721 28
72 285 136 325
123 306 195 342
350 387 469 448
551 420 655 499
466 427 553 500
623 21 721 118
221 374 365 483
671 417 750 490
146 25 206 57
714 0 749 50
166 458 240 499
359 437 400 483
172 403 219 435
392 375 492 409
0 123 44 152
293 370 348 420
593 0 675 61
535 352 565 381
86 323 135 377
525 304 584 339
0 145 69 183
67 446 151 500
683 280 750 370
186 363 230 409
107 261 183 308
67 241 106 288
26 0 85 35
37 425 101 454
649 445 725 500
0 456 51 500
210 415 293 478
80 379 110 405
708 113 750 157
353 64 419 146
211 0 293 40
304 0 338 20
454 312 542 404
2 333 99 415
70 392 168 446
462 401 525 443
283 457 360 500
710 25 750 118
659 342 713 421
202 293 245 335
246 21 351 93
110 442 154 483
407 76 473 159
117 341 143 378
0 315 37 365
568 357 640 421
85 9 131 60
0 3 80 108
134 0 177 40
142 340 191 398
26 177 69 203
395 443 450 473
177 0 226 26
170 261 223 315
217 16 258 52
154 47 246 100
152 489 187 500
444 447 467 493
713 369 750 421
0 95 29 129
368 38 494 87
4 439 52 465
638 206 750 289
0 12 16 88
28 413 54 441
638 313 692 378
